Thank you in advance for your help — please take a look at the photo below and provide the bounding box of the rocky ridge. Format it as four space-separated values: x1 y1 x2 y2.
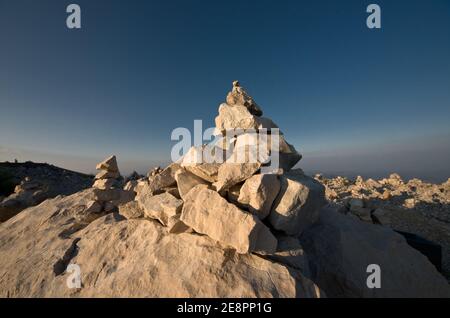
0 162 93 222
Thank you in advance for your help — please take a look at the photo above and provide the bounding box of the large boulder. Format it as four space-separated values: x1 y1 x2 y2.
137 192 183 227
180 146 221 182
0 189 321 297
174 169 209 200
181 185 277 254
213 162 261 192
147 163 181 193
232 132 301 172
215 103 260 131
238 174 281 220
118 201 144 220
300 206 450 297
268 171 326 236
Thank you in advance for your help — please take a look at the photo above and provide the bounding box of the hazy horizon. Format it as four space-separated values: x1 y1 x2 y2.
1 0 450 183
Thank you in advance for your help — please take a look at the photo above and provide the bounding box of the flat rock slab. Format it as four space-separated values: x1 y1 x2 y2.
213 162 261 192
137 192 183 226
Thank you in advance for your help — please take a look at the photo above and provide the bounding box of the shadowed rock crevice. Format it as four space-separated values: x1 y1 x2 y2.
53 238 81 276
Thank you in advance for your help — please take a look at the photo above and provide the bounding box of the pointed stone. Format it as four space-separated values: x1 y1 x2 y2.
96 155 119 172
226 80 263 116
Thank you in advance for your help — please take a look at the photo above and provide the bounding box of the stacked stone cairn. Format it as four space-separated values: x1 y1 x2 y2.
119 81 327 255
79 155 135 223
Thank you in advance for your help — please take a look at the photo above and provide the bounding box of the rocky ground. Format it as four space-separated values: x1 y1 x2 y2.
316 173 450 281
0 162 93 222
0 82 449 297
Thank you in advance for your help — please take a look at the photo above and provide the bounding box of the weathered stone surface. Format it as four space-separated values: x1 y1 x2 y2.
84 200 102 214
372 208 391 226
137 192 183 226
92 187 135 207
93 188 122 202
93 178 117 190
111 189 135 206
166 214 192 234
163 187 181 199
147 163 181 193
238 174 281 219
180 146 223 182
232 132 270 164
118 201 144 219
215 103 260 131
0 190 321 297
174 169 209 200
96 155 119 172
184 164 220 183
213 162 261 192
104 201 117 212
181 185 277 254
123 180 137 192
269 173 326 236
227 183 243 205
300 206 450 297
226 80 263 117
232 133 301 172
264 235 311 277
350 207 372 223
95 170 120 180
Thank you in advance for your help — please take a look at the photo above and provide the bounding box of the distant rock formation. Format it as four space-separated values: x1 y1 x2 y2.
316 173 450 282
0 162 93 222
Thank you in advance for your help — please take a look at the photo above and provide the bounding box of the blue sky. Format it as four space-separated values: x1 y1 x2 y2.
0 0 449 181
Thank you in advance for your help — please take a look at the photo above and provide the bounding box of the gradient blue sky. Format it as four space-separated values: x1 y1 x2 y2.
1 0 449 181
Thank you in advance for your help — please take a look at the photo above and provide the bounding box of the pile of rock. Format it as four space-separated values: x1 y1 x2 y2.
318 173 450 225
93 155 121 190
122 81 326 256
1 82 449 298
317 173 450 282
73 156 135 224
